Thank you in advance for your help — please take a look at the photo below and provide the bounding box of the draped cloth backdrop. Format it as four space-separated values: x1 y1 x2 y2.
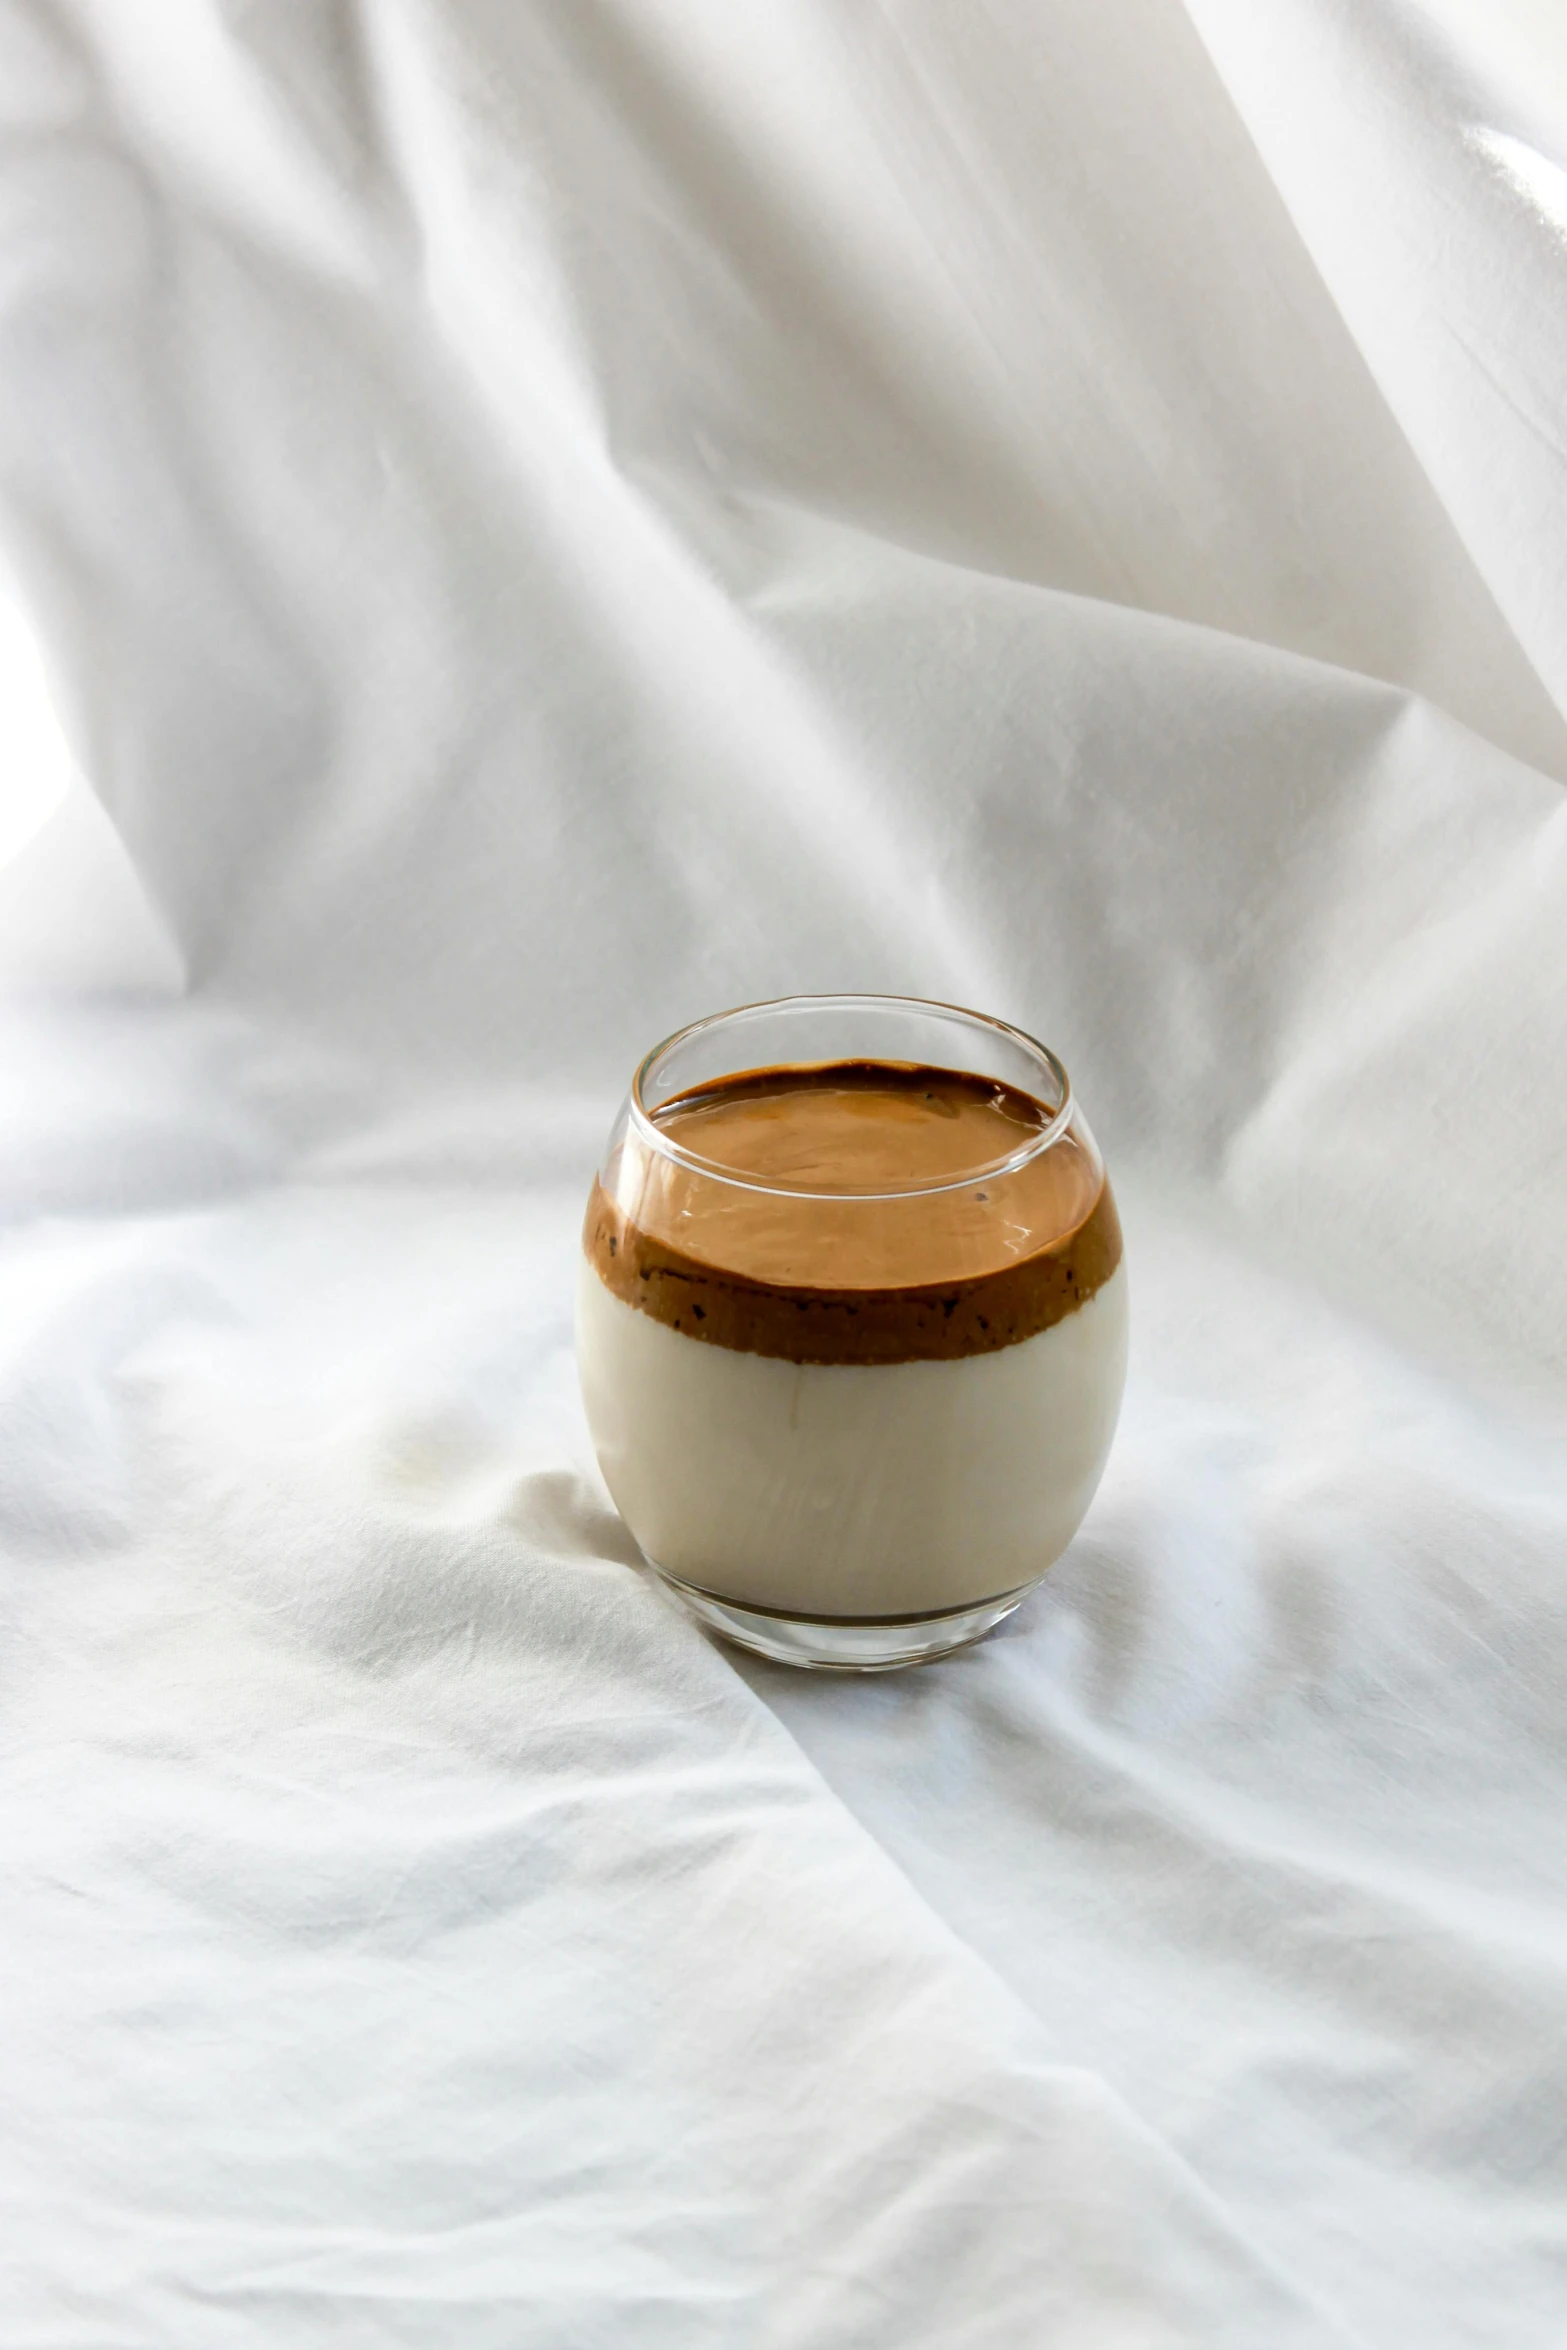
1 3 1566 2342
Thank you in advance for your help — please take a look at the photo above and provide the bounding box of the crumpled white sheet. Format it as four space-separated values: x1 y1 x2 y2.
2 3 1566 2342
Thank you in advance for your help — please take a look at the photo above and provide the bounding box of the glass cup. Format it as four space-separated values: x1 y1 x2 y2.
577 994 1128 1670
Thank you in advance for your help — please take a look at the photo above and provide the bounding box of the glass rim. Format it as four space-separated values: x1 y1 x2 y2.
627 992 1076 1200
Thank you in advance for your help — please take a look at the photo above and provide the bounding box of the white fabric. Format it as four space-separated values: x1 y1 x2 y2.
2 2 1566 2340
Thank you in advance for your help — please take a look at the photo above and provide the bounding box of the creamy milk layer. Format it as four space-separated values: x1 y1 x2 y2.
578 1254 1128 1617
577 1058 1127 1620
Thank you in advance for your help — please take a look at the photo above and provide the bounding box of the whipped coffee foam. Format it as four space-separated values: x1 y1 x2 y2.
584 1059 1123 1365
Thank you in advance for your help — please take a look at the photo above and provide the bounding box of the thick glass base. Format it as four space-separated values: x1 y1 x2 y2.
651 1565 1034 1671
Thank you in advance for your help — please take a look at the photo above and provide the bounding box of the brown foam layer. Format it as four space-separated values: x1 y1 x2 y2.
584 1059 1123 1365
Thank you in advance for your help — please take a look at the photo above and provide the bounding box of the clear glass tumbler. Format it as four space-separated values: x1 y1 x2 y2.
577 994 1127 1670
